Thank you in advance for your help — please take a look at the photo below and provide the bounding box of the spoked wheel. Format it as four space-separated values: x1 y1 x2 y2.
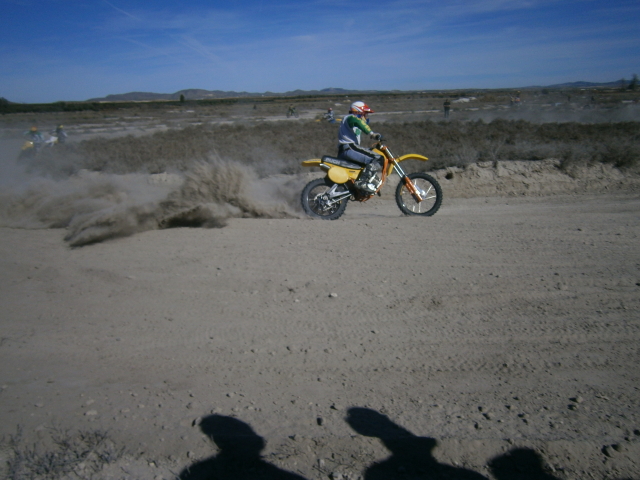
301 178 349 220
395 172 443 216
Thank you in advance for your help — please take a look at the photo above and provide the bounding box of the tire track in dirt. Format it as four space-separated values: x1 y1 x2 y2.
2 194 639 479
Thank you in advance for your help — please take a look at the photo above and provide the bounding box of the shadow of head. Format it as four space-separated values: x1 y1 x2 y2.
489 448 561 480
199 415 265 456
345 407 414 438
345 407 436 452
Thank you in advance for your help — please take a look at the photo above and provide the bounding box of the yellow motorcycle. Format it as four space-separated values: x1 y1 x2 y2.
300 138 442 220
19 136 57 160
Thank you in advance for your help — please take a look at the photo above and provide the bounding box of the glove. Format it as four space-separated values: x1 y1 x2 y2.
370 132 382 141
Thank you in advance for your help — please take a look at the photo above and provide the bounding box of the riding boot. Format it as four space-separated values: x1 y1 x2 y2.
355 162 380 193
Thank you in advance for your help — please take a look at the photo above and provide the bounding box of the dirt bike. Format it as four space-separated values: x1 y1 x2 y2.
323 112 336 123
19 137 52 159
300 138 442 220
315 113 342 124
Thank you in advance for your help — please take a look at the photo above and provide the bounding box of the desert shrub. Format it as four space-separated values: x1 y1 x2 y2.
434 120 637 169
19 119 639 178
74 122 337 176
4 426 125 480
559 144 600 174
598 142 640 168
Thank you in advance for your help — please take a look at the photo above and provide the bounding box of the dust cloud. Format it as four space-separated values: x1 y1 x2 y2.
0 140 304 247
3 99 638 247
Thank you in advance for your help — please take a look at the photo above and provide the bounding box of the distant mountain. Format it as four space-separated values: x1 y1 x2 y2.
87 87 366 102
86 80 629 103
530 80 623 89
88 89 257 102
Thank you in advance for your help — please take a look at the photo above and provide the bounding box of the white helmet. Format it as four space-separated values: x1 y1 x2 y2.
350 101 374 114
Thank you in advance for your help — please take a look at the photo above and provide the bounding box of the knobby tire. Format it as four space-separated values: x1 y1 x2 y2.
301 178 349 220
395 172 443 216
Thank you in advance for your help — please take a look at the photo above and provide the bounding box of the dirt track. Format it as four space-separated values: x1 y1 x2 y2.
1 189 639 479
1 97 640 478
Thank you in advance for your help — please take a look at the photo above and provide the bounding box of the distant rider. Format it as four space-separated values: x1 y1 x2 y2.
324 107 335 123
53 124 67 144
24 126 44 150
337 101 383 193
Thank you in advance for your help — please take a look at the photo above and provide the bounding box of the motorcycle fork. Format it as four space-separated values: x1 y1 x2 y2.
379 146 423 203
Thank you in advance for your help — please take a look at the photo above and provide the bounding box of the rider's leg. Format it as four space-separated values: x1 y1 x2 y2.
337 144 382 167
338 144 383 192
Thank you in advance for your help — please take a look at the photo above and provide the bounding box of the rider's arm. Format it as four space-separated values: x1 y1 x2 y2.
346 116 372 135
346 116 380 140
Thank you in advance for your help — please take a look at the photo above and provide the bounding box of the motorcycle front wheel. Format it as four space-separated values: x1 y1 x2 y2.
395 172 443 216
301 178 349 220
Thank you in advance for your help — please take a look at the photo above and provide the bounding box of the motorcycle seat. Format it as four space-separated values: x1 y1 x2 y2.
321 156 363 169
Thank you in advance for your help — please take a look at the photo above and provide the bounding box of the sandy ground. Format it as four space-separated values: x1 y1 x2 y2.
1 112 640 479
1 189 640 479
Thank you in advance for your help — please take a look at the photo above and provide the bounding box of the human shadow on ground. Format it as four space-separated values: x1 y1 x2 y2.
488 447 562 480
178 414 307 480
345 407 489 479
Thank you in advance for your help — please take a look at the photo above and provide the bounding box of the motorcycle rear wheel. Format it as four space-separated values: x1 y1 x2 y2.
395 172 442 216
301 178 349 220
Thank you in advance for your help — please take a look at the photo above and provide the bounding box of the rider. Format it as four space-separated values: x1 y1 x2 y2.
24 126 44 149
53 124 67 143
337 101 383 193
325 107 335 122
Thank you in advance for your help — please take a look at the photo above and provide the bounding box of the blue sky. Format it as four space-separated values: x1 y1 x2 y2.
2 0 639 103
